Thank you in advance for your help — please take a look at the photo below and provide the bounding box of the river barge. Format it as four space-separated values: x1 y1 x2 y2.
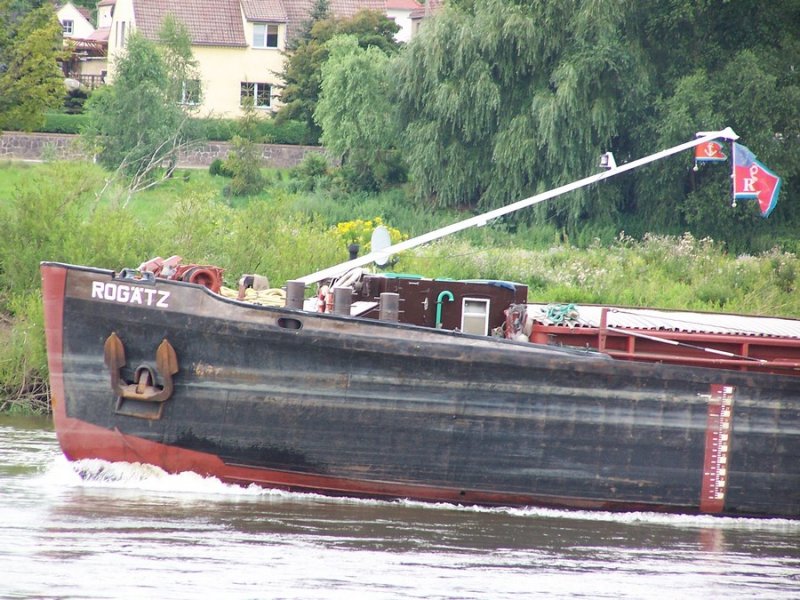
40 129 799 517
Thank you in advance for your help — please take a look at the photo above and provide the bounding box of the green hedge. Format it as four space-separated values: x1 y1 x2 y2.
21 113 315 145
188 117 316 145
34 113 90 134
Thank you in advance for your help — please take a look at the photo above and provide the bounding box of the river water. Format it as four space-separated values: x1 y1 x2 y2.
1 415 798 600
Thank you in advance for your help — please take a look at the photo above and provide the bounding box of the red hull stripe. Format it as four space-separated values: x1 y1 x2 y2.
41 264 67 432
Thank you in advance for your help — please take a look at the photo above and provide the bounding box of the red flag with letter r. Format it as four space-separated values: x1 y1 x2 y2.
733 142 782 217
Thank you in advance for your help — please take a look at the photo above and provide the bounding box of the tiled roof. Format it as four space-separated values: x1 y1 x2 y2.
410 0 442 19
330 0 386 14
386 0 422 11
98 0 116 6
87 26 111 42
133 0 247 47
129 0 386 48
284 0 386 44
241 0 287 22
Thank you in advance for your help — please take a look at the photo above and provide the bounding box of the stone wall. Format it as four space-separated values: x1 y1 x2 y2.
0 132 328 168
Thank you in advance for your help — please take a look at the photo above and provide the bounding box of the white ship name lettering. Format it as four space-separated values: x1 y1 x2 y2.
91 281 170 308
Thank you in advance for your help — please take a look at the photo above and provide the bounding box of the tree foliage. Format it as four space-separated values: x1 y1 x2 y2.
276 9 400 142
0 3 66 131
629 0 800 248
224 99 266 196
158 14 200 108
393 0 649 228
82 32 191 187
315 35 405 190
384 0 799 247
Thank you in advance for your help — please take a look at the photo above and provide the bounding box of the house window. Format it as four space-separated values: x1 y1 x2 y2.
241 82 272 108
62 20 74 35
116 21 127 47
180 80 201 105
253 23 279 48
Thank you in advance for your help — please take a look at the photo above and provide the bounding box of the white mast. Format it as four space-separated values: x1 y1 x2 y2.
296 128 738 285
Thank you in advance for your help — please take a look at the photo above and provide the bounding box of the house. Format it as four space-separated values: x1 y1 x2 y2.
385 0 422 43
58 1 109 88
57 2 95 39
106 0 387 118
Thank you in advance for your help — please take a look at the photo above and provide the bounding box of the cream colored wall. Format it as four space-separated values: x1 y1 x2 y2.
106 0 135 83
58 3 95 39
192 38 286 118
387 9 413 43
97 5 113 28
106 3 287 118
80 58 107 78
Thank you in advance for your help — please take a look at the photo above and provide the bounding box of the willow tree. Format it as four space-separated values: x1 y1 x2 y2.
276 9 400 143
315 35 405 190
394 0 649 231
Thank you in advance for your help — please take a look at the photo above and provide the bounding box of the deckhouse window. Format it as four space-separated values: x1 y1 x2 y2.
241 82 272 108
62 19 74 35
253 23 279 48
461 298 490 335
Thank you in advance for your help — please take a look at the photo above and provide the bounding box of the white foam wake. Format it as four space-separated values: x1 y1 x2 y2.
37 455 800 532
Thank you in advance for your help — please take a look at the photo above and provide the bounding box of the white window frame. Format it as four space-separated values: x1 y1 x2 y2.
62 20 74 35
240 82 272 109
180 79 202 106
461 298 490 335
252 23 279 49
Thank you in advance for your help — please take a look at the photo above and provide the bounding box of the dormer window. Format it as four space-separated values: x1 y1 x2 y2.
62 19 74 35
253 23 278 48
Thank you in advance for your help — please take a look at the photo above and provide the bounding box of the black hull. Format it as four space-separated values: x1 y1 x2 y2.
43 263 800 517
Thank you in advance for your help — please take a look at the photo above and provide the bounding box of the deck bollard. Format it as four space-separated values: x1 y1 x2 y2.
379 292 399 322
285 280 305 310
333 286 353 316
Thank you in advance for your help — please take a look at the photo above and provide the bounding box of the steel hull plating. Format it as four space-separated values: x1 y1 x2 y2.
42 263 800 517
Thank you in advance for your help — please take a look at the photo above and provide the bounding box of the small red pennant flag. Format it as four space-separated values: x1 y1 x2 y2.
694 141 727 163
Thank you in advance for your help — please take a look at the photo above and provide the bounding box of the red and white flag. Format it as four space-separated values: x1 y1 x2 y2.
732 143 782 218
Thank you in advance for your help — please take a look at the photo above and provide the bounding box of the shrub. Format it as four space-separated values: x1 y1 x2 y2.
209 158 233 178
188 118 238 141
188 117 314 144
289 153 331 192
63 87 90 114
0 292 49 414
39 112 89 134
225 136 266 196
262 119 316 145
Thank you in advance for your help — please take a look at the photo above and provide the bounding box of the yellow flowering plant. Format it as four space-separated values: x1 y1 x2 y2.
334 217 406 252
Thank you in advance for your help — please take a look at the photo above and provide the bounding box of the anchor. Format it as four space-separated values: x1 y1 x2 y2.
104 332 179 419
